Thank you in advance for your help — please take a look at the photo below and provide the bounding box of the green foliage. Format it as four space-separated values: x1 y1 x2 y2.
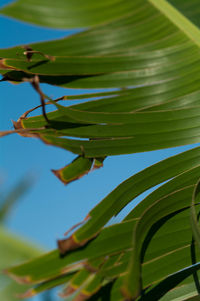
0 179 43 300
0 227 42 300
1 0 200 300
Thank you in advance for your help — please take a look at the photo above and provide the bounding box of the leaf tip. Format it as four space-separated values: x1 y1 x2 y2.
51 168 77 185
17 289 36 299
51 168 64 183
57 235 81 254
4 269 32 284
0 58 14 70
74 292 90 301
59 285 77 297
92 157 105 170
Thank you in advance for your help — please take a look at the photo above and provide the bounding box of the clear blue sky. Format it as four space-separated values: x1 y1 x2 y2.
0 1 198 300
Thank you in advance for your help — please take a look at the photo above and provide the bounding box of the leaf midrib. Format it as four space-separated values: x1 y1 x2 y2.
149 0 200 48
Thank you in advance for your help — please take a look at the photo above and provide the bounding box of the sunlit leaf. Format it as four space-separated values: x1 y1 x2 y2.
2 0 200 300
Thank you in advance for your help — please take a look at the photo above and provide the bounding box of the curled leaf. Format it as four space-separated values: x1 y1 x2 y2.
92 157 106 170
52 156 94 185
73 292 91 301
64 215 90 237
59 285 77 297
21 273 73 299
0 59 15 70
17 288 36 299
60 269 91 297
12 120 42 138
190 179 200 251
58 224 98 255
57 235 85 255
3 271 32 285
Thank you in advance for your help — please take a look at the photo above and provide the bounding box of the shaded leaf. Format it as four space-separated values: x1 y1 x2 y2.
72 147 200 245
190 180 200 252
0 227 42 300
0 175 34 222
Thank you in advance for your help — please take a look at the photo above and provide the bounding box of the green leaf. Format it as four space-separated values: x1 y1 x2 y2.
5 205 198 293
72 147 200 244
190 180 200 252
0 227 42 300
0 0 137 29
3 0 200 300
149 0 200 48
16 103 200 157
168 0 200 30
19 273 73 299
0 175 33 222
0 227 42 269
52 156 94 185
140 269 200 301
123 185 195 299
5 219 137 284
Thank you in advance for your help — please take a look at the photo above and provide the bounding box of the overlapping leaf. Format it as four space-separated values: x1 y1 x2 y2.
2 0 200 300
5 148 200 299
6 202 200 299
52 156 94 185
1 0 200 162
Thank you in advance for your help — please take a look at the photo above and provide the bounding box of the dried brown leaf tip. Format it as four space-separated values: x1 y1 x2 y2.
58 214 94 254
12 119 23 131
0 118 43 138
59 285 77 297
57 235 84 255
51 168 65 183
83 263 99 273
60 284 90 301
92 157 106 170
12 119 40 138
52 165 91 185
73 292 90 301
17 289 36 299
0 58 15 70
4 270 32 284
61 261 85 275
52 156 94 185
0 102 46 139
22 45 55 62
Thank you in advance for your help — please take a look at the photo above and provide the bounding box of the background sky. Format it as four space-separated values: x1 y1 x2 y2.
0 1 198 300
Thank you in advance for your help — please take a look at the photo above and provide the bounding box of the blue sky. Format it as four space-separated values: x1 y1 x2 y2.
0 1 198 300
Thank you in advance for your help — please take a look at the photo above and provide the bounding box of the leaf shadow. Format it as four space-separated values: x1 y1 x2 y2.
27 60 49 70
